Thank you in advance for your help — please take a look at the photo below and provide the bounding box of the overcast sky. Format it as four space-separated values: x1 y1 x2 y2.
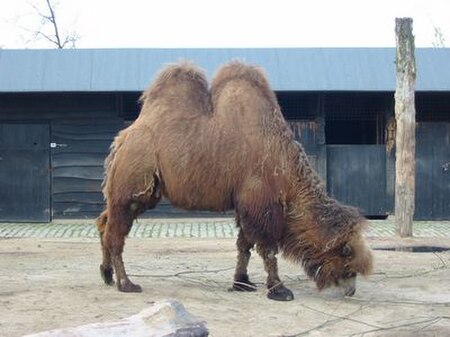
0 0 449 49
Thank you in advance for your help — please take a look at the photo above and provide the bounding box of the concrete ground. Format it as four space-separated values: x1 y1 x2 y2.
1 218 449 336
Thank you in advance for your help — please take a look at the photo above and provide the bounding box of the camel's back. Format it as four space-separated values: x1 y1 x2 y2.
134 62 233 210
133 61 294 212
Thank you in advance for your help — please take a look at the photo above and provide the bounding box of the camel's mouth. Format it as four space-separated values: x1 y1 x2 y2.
338 276 356 297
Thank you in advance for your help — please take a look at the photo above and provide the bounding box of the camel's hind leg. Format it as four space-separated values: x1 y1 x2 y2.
103 204 140 292
96 211 114 285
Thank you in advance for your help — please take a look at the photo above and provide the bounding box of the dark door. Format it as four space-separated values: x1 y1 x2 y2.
0 124 50 222
327 145 387 216
289 120 326 178
415 123 450 220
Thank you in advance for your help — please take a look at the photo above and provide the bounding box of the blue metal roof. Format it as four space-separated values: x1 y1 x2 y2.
0 48 449 92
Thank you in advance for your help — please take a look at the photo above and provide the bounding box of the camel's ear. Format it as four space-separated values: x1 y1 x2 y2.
341 243 352 257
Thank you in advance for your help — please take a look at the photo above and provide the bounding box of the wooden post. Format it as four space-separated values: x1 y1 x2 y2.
394 18 416 237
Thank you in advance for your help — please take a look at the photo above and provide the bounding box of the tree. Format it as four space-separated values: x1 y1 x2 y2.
28 0 79 48
394 18 416 237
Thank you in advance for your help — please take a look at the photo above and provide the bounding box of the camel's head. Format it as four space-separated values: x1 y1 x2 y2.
283 196 374 296
309 230 373 296
303 209 372 296
288 202 373 297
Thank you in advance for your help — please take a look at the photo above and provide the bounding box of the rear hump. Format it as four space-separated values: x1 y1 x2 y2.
211 60 278 108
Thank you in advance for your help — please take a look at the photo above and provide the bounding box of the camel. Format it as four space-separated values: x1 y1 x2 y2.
96 61 373 301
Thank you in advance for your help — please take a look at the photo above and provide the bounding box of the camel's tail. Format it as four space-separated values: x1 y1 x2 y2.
101 128 128 197
96 210 108 234
97 126 129 231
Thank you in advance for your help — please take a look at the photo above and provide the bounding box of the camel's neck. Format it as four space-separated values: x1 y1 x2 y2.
284 174 363 254
290 157 329 209
283 148 350 247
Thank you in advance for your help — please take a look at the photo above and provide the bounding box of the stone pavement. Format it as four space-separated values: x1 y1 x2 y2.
0 218 449 239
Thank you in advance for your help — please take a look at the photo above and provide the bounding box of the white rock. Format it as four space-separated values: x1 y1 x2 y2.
23 300 208 337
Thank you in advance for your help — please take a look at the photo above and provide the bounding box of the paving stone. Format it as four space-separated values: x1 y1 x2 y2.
0 219 449 239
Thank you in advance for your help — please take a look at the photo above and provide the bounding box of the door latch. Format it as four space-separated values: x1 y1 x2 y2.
50 143 68 148
442 162 450 172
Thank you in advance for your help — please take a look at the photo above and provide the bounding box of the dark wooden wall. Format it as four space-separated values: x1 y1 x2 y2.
326 145 387 216
0 93 124 219
288 119 326 180
415 122 450 219
51 120 123 218
1 91 449 221
0 123 51 222
0 93 119 119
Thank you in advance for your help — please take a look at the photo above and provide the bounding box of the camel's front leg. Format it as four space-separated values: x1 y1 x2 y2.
256 244 294 301
233 228 257 291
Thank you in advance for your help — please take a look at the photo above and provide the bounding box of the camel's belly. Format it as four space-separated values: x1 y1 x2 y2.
161 178 235 213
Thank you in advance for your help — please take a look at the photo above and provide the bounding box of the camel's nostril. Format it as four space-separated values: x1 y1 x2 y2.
345 286 356 297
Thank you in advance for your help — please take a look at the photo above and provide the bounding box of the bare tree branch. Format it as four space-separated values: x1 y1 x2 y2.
44 0 62 48
26 0 79 48
432 26 446 48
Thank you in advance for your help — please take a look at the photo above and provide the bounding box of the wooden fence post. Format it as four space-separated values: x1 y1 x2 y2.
394 17 416 237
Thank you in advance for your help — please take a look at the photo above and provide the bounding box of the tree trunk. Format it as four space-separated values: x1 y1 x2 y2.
394 18 416 237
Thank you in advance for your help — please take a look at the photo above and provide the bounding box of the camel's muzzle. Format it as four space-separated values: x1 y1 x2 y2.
338 276 356 297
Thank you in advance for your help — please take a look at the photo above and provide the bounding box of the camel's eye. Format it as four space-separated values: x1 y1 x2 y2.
346 271 357 278
331 222 341 233
341 244 352 257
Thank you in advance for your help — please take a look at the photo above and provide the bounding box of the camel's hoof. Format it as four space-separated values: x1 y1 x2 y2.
267 286 294 301
232 274 257 292
100 265 114 286
232 280 257 292
118 280 142 293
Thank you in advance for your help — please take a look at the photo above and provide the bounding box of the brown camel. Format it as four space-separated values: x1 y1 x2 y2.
96 61 373 301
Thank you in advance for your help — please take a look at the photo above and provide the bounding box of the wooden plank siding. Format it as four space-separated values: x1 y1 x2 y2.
51 119 123 218
415 122 450 219
1 91 448 221
0 123 51 222
326 145 387 216
288 119 326 180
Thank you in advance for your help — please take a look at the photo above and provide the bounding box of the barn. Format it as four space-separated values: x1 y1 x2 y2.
0 48 449 222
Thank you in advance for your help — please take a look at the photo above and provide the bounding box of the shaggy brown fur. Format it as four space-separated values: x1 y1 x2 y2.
97 60 373 300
